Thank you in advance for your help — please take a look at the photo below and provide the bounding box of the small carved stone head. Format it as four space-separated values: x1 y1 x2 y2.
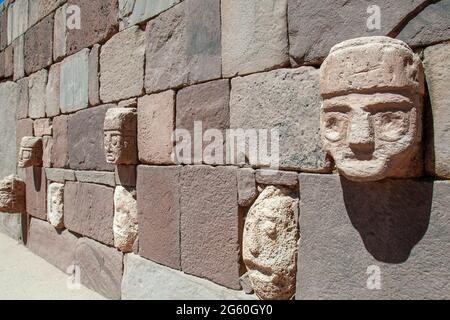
18 136 43 168
319 37 425 181
0 175 26 213
104 108 137 165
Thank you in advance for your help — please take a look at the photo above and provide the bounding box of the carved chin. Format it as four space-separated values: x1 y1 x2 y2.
106 153 118 163
336 158 389 182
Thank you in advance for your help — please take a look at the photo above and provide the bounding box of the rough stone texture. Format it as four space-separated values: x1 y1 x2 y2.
137 165 181 269
24 14 53 75
66 0 118 55
15 119 33 177
68 104 115 171
423 43 450 179
53 3 67 61
115 165 136 187
25 167 47 220
230 67 330 171
88 44 100 106
287 0 429 65
64 182 114 246
74 171 116 187
180 166 241 290
175 79 230 165
297 174 450 300
46 62 60 117
28 69 47 119
0 51 4 78
237 168 257 207
0 175 26 213
122 253 255 300
42 135 53 168
100 26 145 103
27 217 79 272
222 0 289 77
13 35 24 80
60 49 89 113
243 186 298 300
51 115 69 168
255 170 298 187
0 10 7 50
8 0 28 44
74 237 123 300
39 0 67 18
118 0 180 30
240 272 254 295
4 44 13 77
16 77 28 119
145 0 221 93
0 212 23 240
34 118 52 137
0 82 18 178
18 136 42 168
397 0 450 48
47 182 64 229
137 91 175 165
45 168 75 182
114 186 138 252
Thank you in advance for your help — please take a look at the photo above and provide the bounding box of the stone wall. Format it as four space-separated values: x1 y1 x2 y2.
0 0 449 300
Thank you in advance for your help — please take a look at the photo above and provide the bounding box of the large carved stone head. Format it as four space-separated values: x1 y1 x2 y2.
104 108 137 165
18 136 43 168
320 37 425 181
0 175 26 213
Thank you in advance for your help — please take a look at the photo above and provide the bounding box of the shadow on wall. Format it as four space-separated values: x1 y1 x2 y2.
340 176 433 264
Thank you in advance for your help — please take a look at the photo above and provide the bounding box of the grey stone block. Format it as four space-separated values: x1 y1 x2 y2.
0 81 18 178
0 212 23 241
45 168 76 182
118 0 180 30
75 170 116 187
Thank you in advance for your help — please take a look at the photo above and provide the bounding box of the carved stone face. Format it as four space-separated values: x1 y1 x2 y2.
320 37 425 181
0 175 26 213
18 137 43 168
104 108 137 165
47 183 64 229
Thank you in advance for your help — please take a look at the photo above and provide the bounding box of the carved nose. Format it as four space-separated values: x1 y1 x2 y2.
348 113 374 154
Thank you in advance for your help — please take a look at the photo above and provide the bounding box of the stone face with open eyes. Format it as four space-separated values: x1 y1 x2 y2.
18 136 43 168
319 36 425 181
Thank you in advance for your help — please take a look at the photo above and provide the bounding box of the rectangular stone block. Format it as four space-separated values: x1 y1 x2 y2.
42 135 53 167
8 0 28 44
237 168 257 207
68 104 115 171
60 48 89 113
75 171 116 187
13 35 24 80
88 44 100 106
424 43 450 179
118 0 180 30
138 90 175 165
222 0 289 77
0 212 23 241
180 165 241 290
24 13 53 75
45 168 76 182
256 169 298 187
0 10 7 50
137 165 181 269
25 167 47 220
51 114 69 168
75 237 122 300
66 0 118 55
34 118 52 137
28 69 47 119
230 67 331 172
64 181 114 245
39 0 67 19
4 44 13 77
100 25 144 103
27 217 78 272
122 253 254 300
27 0 40 27
53 3 67 61
297 174 450 300
145 0 221 93
46 62 60 117
16 77 28 119
0 81 18 178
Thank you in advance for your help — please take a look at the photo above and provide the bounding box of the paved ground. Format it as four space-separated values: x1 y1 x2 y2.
0 232 105 300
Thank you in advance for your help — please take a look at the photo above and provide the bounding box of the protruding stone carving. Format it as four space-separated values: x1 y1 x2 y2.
113 186 138 252
104 108 138 165
18 136 43 168
320 36 425 181
0 175 26 213
243 186 299 300
47 183 64 229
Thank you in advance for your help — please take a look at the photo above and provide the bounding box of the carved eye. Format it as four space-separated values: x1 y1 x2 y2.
373 111 409 142
111 135 120 147
323 113 348 142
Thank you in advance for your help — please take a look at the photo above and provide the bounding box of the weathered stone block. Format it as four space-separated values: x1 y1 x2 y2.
47 182 64 229
180 165 241 289
66 0 118 55
74 171 115 187
100 26 145 103
27 217 78 272
118 0 180 30
13 35 24 80
137 91 175 164
222 0 289 77
75 237 122 300
297 174 450 300
237 168 257 207
39 0 67 19
88 44 100 106
145 0 221 93
122 253 254 300
64 181 114 245
15 119 33 174
18 136 43 168
34 118 52 137
60 48 89 113
8 0 28 44
0 10 7 50
0 212 23 240
255 170 298 187
4 44 13 77
0 175 26 213
24 14 53 75
137 165 181 269
16 77 28 119
25 167 47 220
424 43 450 179
114 186 138 252
45 168 75 182
0 51 4 78
53 3 67 61
230 67 330 172
42 135 53 168
51 115 69 168
28 69 47 119
0 82 18 178
68 104 115 171
46 62 60 117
